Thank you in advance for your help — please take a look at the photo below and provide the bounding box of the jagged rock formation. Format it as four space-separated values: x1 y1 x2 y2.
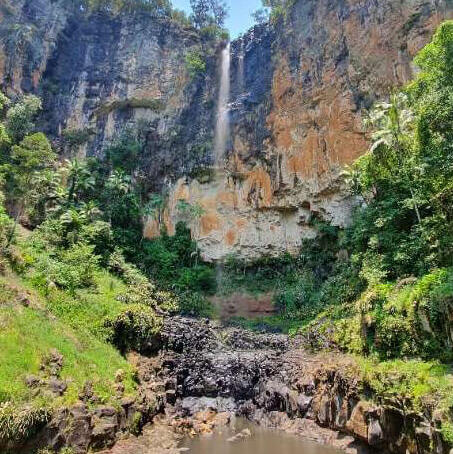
0 0 451 260
158 317 452 454
154 317 450 454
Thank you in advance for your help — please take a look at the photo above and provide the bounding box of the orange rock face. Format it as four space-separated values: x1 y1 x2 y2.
1 0 449 261
144 0 451 261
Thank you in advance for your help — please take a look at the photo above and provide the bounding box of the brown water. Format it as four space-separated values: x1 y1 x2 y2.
182 419 343 454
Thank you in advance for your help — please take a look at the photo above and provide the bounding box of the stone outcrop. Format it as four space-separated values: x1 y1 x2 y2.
151 316 451 454
0 0 452 260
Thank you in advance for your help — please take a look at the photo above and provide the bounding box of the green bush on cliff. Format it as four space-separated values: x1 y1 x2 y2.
185 50 207 78
5 95 42 143
305 267 453 361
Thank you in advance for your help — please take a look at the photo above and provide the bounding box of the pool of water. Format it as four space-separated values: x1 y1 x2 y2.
181 419 343 454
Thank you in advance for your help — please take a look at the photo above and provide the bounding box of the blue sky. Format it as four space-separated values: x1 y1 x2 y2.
171 0 263 38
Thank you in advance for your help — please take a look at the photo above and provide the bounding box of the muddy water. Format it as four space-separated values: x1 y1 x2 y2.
182 419 343 454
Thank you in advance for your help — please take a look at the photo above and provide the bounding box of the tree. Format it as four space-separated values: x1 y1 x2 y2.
252 8 269 25
5 95 42 142
354 93 421 223
189 0 228 29
10 133 57 209
65 159 96 204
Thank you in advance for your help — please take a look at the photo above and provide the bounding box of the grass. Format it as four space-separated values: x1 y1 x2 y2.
0 271 136 408
42 270 129 341
356 356 453 415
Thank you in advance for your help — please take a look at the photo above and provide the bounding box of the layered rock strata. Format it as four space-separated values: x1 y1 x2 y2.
1 0 451 260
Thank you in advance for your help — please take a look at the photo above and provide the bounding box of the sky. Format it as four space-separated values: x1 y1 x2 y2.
171 0 263 38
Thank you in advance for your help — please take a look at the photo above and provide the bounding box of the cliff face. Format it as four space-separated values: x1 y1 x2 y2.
162 0 451 261
0 0 451 260
0 0 218 187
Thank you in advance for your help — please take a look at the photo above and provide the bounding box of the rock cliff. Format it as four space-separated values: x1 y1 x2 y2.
0 0 451 260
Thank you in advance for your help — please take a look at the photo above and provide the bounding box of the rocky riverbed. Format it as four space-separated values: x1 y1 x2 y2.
99 316 446 454
24 316 450 454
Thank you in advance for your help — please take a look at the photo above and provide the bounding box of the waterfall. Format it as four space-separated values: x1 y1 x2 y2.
214 43 231 166
238 41 245 93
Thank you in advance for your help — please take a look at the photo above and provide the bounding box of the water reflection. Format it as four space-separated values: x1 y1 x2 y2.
182 418 343 454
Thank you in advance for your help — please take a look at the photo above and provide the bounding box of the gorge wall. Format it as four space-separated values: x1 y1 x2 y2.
0 0 451 261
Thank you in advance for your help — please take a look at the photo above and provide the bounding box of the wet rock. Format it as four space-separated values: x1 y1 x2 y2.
227 428 252 442
121 397 135 409
297 394 312 416
346 402 371 441
368 418 384 447
415 422 433 453
91 422 117 449
66 404 92 454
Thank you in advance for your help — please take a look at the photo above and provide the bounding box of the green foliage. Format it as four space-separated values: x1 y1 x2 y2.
32 243 99 293
189 0 228 29
252 8 269 25
228 315 301 334
5 95 42 143
262 0 295 22
0 92 10 112
108 248 178 312
9 132 57 206
61 127 93 148
0 402 50 444
141 223 216 294
218 253 296 296
82 0 172 16
357 357 453 414
104 129 143 174
185 50 207 78
0 190 15 255
177 291 215 317
105 304 162 354
305 268 453 361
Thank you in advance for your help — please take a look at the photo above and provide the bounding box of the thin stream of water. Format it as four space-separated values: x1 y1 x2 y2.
214 43 231 165
238 40 245 93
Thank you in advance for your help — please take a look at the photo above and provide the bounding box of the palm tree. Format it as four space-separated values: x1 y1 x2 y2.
362 93 422 223
65 159 95 203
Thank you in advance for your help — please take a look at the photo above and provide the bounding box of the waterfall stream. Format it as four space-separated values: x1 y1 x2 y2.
214 43 231 165
238 40 245 93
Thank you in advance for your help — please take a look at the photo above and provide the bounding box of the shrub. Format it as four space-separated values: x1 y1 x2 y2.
33 243 99 293
175 266 216 294
79 220 114 261
108 248 178 313
0 402 50 444
275 271 318 318
178 292 215 317
5 95 42 142
185 50 206 78
105 304 163 354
